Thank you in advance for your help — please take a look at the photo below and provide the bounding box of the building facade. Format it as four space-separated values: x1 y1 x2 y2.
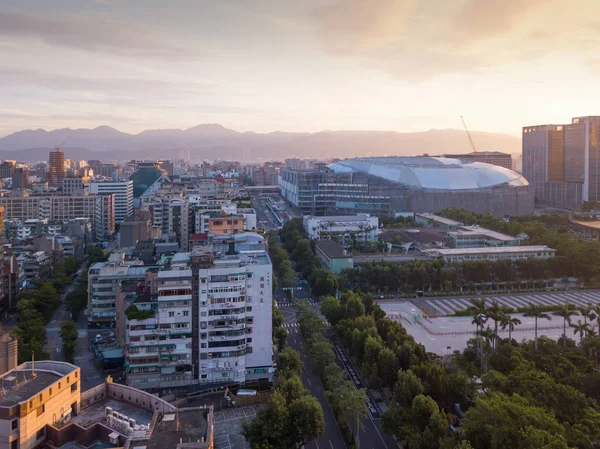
523 116 600 208
48 150 65 186
303 214 379 247
88 181 133 223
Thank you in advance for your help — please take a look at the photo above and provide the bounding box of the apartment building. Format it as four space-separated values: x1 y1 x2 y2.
0 195 111 243
125 258 193 393
87 254 150 328
194 233 274 385
95 194 115 242
88 181 133 222
208 214 245 236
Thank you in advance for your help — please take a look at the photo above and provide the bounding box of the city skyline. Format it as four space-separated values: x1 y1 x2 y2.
2 0 600 137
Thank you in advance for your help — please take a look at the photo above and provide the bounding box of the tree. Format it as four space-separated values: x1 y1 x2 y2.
320 296 343 326
60 320 78 363
329 380 368 442
393 369 424 407
462 391 569 449
274 327 288 352
311 269 339 298
288 395 325 448
486 300 503 351
345 295 365 319
309 341 335 379
383 394 448 449
273 307 284 329
552 303 577 347
572 320 591 343
278 348 303 378
499 314 521 345
579 303 596 327
522 303 552 351
64 256 79 277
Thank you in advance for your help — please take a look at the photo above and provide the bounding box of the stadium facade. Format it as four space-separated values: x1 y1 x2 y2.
279 157 533 217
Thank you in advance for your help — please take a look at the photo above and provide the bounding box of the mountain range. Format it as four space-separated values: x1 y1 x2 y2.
0 124 521 162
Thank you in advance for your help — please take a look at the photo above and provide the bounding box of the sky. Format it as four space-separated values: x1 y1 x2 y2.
1 0 600 137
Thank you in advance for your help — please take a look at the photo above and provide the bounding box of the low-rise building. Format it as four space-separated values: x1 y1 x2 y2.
446 225 520 248
22 251 52 283
414 213 464 229
314 240 354 274
303 214 379 248
423 245 556 263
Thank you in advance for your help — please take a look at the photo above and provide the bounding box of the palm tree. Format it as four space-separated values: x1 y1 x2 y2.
572 320 591 343
486 300 504 351
523 303 552 351
500 313 522 345
469 298 488 361
477 326 495 374
552 303 577 347
579 303 596 327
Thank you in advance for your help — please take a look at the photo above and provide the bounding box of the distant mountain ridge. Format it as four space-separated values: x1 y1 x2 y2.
0 124 521 162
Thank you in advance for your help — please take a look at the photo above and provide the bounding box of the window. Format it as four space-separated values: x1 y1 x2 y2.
169 312 175 317
11 419 17 430
183 311 189 316
71 382 77 392
37 405 45 417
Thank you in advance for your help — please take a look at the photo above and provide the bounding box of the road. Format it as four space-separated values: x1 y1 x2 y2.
278 299 398 449
45 263 106 390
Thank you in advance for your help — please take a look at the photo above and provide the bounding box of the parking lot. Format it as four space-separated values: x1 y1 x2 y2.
419 290 600 316
379 300 570 355
213 405 262 449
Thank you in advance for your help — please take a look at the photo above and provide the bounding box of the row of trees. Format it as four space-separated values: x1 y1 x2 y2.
59 320 78 363
319 291 472 448
441 207 600 282
275 221 339 298
14 246 102 363
296 300 368 448
243 350 325 448
272 307 287 352
339 256 570 295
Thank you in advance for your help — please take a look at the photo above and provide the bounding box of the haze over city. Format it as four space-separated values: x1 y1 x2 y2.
2 0 600 137
2 3 600 449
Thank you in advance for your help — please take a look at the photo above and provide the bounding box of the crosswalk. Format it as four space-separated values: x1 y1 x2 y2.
422 291 600 316
282 320 329 329
47 327 61 332
276 300 318 308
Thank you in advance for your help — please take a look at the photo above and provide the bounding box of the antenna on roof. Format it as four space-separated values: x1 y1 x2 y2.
31 351 37 379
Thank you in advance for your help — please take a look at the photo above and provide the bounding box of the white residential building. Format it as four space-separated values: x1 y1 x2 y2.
303 214 379 247
194 233 274 384
88 180 134 222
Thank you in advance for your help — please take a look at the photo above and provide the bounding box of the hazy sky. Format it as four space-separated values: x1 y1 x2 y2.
1 0 600 137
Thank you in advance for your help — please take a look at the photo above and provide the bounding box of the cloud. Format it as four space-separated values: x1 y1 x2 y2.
0 68 215 94
312 0 600 80
313 0 418 54
0 10 188 58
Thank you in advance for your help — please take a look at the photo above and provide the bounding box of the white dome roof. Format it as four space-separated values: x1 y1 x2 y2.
328 157 528 190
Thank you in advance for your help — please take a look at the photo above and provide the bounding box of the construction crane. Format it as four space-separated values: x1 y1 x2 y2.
54 136 70 152
460 115 477 153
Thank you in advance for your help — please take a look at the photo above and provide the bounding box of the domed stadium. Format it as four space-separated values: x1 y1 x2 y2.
327 157 533 216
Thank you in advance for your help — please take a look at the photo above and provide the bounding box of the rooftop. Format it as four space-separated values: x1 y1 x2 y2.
424 245 555 255
415 213 463 226
145 408 210 449
452 225 517 242
315 240 348 258
305 214 373 222
72 397 153 429
328 157 528 190
0 370 61 407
